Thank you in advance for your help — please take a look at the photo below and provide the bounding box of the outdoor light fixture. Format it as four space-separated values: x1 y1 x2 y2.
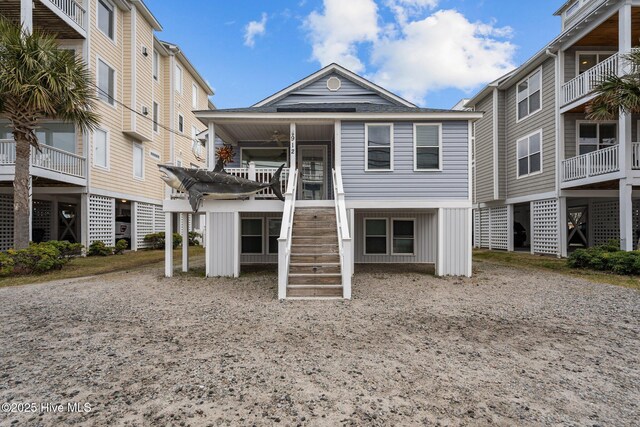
142 46 148 57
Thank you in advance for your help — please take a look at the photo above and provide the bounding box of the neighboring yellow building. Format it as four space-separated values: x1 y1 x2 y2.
0 0 213 250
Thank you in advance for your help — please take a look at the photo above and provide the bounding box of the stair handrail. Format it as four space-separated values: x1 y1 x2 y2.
277 168 299 299
333 168 352 299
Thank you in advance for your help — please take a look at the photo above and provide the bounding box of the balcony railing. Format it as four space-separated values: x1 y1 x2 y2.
562 52 620 106
225 165 290 199
45 0 86 30
0 139 86 179
562 144 619 182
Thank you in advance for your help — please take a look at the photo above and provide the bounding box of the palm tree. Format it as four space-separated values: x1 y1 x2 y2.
586 50 640 120
0 18 99 249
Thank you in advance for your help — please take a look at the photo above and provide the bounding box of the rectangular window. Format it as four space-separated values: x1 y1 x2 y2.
516 69 542 121
34 122 76 153
364 218 388 255
175 64 183 94
414 124 441 170
133 143 143 179
577 122 617 155
517 131 542 178
97 0 114 40
178 114 184 133
241 218 263 254
192 83 198 109
268 219 281 254
94 129 108 169
366 124 393 171
153 50 159 80
392 219 415 255
152 102 159 132
97 59 115 105
241 148 288 168
577 52 614 75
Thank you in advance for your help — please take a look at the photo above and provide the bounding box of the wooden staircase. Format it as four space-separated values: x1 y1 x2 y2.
287 207 343 298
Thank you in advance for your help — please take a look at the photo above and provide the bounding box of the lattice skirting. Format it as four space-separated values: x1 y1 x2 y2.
0 195 13 251
474 206 508 250
590 199 640 246
134 202 165 250
88 195 115 246
532 199 559 255
32 200 52 242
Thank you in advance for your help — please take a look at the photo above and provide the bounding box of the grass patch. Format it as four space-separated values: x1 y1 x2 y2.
0 246 205 288
474 249 640 291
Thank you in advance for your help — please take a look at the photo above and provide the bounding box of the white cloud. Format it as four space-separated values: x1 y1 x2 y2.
244 13 268 48
303 1 516 105
304 0 379 73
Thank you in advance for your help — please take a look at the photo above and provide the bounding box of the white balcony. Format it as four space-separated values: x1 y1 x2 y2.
561 52 622 107
0 139 86 185
561 143 640 187
44 0 86 31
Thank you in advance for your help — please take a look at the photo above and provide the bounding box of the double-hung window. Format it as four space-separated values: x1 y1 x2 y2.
577 122 617 155
414 124 441 170
133 143 144 179
178 114 184 133
175 64 183 94
152 102 159 132
94 129 108 169
365 124 393 171
97 0 114 40
153 51 159 81
268 219 281 254
97 59 115 105
392 220 415 255
192 83 198 109
517 131 542 178
364 219 388 255
241 218 263 254
517 69 542 121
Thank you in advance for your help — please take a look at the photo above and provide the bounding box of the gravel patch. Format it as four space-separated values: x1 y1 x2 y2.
0 261 639 426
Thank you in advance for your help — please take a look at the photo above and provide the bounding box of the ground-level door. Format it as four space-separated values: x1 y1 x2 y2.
297 145 327 200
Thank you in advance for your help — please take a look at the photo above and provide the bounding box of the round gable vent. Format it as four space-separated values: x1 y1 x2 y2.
327 76 341 91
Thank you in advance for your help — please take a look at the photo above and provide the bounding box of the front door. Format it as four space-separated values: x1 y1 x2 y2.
58 203 78 243
298 145 327 200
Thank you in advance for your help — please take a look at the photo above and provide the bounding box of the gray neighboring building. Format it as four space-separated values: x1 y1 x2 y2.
467 0 640 256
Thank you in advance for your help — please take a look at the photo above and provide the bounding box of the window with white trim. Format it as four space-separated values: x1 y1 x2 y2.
366 124 392 171
517 131 542 178
577 122 617 155
152 102 159 132
392 219 415 255
241 218 263 254
364 218 387 254
94 129 108 169
153 50 159 80
178 114 184 133
97 59 115 105
192 83 198 109
97 0 114 40
133 143 144 179
517 69 541 121
175 64 183 94
577 52 614 75
414 124 441 170
268 218 281 254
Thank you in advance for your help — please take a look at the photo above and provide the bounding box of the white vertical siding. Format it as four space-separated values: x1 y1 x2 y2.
207 212 239 277
440 208 472 276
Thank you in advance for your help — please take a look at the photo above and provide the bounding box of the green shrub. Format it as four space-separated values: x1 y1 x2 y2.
143 232 182 249
0 251 15 276
88 241 112 257
9 242 66 274
47 240 84 260
188 231 202 246
114 239 128 255
567 241 640 275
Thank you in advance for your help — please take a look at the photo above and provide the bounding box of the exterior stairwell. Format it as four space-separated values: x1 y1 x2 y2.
287 207 343 298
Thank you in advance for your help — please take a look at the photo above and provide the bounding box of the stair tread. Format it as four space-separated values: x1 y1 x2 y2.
290 262 341 266
289 273 342 277
287 285 343 289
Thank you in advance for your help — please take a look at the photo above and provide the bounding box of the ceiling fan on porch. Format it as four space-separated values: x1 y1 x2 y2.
268 130 288 147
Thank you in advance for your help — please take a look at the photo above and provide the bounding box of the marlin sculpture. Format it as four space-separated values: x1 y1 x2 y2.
159 159 285 212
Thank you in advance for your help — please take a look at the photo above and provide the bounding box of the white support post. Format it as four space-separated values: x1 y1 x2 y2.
436 208 444 276
334 120 341 170
233 212 240 278
587 199 594 247
530 201 535 255
558 197 568 258
80 193 89 249
207 122 216 171
506 204 514 252
620 179 633 251
51 199 59 241
164 212 173 277
131 201 138 251
205 212 212 277
488 208 493 250
248 161 256 201
343 238 352 300
180 212 189 272
619 3 632 173
20 0 33 34
349 208 355 275
289 123 297 170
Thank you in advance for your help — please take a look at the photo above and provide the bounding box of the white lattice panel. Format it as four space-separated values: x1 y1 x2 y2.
135 202 155 249
479 209 490 248
490 206 508 250
591 200 619 246
0 195 13 251
32 200 52 242
473 210 480 248
89 195 114 245
532 199 558 255
154 205 165 233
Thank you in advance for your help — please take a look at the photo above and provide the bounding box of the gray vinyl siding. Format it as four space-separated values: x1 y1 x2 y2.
564 113 584 159
473 94 495 203
441 208 471 276
505 57 557 198
341 121 469 200
269 72 395 106
240 212 281 264
497 90 507 198
354 210 436 263
208 212 238 276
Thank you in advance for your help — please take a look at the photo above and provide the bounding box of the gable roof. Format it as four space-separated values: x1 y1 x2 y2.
252 63 417 108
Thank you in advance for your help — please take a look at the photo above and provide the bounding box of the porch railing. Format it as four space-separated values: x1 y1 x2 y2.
561 144 619 182
225 163 289 199
45 0 86 30
333 168 352 299
561 49 640 106
0 139 86 179
277 169 299 300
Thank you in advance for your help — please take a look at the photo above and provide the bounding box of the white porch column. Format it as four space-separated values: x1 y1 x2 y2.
530 201 535 254
289 123 297 170
619 179 633 251
436 208 444 276
80 193 89 249
207 122 216 171
205 212 212 277
558 197 568 258
51 199 59 241
506 204 514 252
180 212 189 272
20 0 33 33
619 3 633 172
248 162 256 201
131 201 138 250
164 212 173 277
334 120 342 170
349 208 355 275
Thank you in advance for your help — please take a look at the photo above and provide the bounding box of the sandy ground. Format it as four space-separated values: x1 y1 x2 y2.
0 261 639 427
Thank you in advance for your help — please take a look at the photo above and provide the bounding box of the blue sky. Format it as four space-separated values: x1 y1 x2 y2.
147 0 566 109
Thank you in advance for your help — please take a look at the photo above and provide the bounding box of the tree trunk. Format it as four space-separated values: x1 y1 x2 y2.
13 136 31 249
